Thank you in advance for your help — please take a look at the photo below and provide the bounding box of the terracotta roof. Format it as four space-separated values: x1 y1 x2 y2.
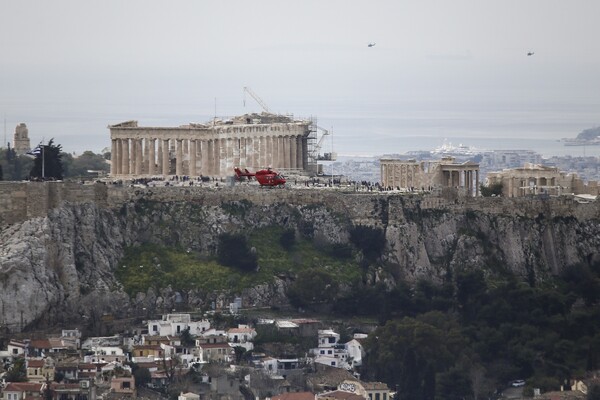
134 345 163 350
307 364 356 389
4 382 44 392
27 359 45 368
362 382 390 391
272 391 315 400
318 390 365 400
78 363 97 370
29 339 52 349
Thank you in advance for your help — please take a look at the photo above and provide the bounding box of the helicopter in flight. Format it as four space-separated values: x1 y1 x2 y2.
527 51 535 56
368 42 376 47
234 167 286 187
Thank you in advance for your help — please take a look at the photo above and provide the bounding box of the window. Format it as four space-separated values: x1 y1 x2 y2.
328 350 332 355
376 393 381 400
383 394 388 400
123 381 131 389
331 361 335 366
328 337 336 343
153 325 158 332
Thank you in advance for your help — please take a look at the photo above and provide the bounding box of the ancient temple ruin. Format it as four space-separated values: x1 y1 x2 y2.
380 156 480 196
108 113 314 178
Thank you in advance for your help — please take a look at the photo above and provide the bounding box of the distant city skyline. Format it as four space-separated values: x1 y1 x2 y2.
1 0 599 156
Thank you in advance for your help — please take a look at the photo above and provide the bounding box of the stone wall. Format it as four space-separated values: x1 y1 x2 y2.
1 181 599 228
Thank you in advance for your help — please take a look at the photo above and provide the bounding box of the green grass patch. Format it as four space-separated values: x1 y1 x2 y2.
116 226 361 297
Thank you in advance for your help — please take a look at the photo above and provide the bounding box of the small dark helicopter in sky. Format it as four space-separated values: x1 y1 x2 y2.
527 51 535 56
368 42 376 47
234 167 286 187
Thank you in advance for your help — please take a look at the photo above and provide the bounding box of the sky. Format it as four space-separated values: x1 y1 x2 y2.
1 0 600 155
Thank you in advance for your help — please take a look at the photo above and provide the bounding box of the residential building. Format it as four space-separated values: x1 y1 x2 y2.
2 382 44 400
109 376 136 399
147 314 210 337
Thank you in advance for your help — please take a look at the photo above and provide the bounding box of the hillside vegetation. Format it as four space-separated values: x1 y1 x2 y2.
116 225 363 298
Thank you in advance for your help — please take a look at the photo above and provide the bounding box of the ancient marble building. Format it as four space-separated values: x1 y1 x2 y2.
108 113 313 178
13 123 31 155
380 156 480 196
486 163 599 197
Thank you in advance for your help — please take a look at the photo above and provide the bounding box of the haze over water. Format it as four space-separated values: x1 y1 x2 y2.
1 1 599 158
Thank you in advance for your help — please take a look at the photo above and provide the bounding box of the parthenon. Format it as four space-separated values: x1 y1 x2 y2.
109 113 313 178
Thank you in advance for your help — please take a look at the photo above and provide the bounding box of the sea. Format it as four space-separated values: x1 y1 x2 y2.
2 98 599 159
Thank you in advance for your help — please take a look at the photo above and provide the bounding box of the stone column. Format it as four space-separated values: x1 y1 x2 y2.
239 138 246 167
201 140 209 176
233 138 240 168
226 138 234 173
296 135 303 170
157 139 163 174
272 136 279 168
207 139 214 176
476 170 480 196
129 139 136 175
282 137 290 169
135 139 143 175
190 140 197 176
214 138 221 176
110 139 117 175
122 139 130 175
162 139 170 176
252 137 260 168
143 139 149 175
148 139 156 176
114 139 122 175
289 136 296 169
175 139 183 176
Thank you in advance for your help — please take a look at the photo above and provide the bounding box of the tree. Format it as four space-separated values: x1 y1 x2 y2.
480 182 503 197
133 367 151 388
287 268 339 309
29 139 64 180
63 150 110 178
0 163 3 180
0 147 33 181
5 357 27 382
217 233 258 271
349 225 386 261
588 383 600 400
180 327 195 347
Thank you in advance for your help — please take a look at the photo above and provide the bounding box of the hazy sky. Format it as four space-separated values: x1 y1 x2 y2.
1 0 600 154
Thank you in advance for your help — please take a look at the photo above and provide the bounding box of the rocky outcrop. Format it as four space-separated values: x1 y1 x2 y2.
1 186 600 332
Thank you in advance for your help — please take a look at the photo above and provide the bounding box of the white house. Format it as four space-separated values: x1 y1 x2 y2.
227 325 257 352
318 329 340 347
147 314 210 337
345 339 365 367
311 329 352 370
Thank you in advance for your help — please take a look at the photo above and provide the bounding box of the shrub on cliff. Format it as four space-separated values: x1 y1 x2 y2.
217 233 258 272
480 182 503 197
349 224 385 261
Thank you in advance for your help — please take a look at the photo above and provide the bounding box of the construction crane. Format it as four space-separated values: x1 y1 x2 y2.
243 87 271 113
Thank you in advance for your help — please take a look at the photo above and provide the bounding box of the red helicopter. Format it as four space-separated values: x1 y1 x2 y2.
234 167 286 187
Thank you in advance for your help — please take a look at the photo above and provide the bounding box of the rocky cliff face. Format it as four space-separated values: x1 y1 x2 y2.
1 188 599 332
